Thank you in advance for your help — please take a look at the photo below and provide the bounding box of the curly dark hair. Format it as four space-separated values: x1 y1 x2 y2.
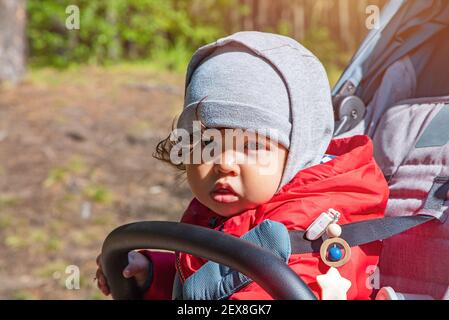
153 116 187 171
153 98 208 171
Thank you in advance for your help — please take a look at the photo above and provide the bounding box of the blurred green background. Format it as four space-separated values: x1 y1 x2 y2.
25 0 385 82
0 0 385 299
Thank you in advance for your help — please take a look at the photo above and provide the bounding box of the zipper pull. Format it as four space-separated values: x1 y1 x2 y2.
305 208 341 241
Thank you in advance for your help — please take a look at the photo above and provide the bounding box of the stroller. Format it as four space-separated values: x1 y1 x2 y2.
101 0 449 300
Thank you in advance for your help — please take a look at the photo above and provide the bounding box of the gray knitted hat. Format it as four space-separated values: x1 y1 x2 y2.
177 31 334 190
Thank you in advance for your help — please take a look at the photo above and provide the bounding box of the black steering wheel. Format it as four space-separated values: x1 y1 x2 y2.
101 221 316 300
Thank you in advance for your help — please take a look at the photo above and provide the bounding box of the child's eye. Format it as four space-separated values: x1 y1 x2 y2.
244 141 265 151
202 139 214 147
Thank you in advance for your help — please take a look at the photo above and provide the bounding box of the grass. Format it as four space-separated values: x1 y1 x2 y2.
44 161 84 188
26 60 185 89
44 156 115 205
67 156 89 175
0 195 20 210
83 185 115 205
4 226 64 252
69 230 94 247
4 235 28 249
13 290 37 300
27 58 344 89
127 120 154 137
0 215 14 229
35 260 69 279
44 155 89 189
43 167 70 188
89 291 108 300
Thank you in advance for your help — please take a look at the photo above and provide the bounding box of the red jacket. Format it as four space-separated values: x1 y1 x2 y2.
141 135 389 300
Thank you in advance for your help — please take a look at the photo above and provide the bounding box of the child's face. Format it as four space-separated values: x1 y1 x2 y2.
185 128 288 217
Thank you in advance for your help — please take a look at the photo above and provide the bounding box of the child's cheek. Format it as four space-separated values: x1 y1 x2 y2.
242 166 280 204
186 165 203 193
186 163 209 181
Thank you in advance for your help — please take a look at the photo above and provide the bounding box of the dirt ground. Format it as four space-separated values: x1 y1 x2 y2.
0 64 194 299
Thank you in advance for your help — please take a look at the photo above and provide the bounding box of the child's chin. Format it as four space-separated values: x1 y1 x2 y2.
212 203 256 218
212 204 246 218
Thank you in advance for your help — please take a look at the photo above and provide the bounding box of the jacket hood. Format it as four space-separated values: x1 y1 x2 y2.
177 31 334 189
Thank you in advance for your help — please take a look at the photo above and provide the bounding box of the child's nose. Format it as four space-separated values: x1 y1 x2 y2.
214 150 239 176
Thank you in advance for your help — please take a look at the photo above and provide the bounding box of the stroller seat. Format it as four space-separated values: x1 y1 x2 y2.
370 96 449 299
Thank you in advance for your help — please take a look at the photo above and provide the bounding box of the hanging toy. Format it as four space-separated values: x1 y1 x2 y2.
319 221 351 268
311 209 352 300
316 267 352 300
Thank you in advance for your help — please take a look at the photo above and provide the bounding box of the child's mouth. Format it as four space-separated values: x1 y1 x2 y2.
210 184 239 203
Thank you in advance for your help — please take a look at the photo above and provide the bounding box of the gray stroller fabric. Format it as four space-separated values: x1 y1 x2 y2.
371 97 449 300
357 0 449 104
338 55 417 138
332 0 449 300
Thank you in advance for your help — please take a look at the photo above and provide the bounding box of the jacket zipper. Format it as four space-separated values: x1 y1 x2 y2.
176 253 186 283
176 216 225 283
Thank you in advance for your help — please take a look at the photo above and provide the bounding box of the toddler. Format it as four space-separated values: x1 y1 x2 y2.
96 31 389 300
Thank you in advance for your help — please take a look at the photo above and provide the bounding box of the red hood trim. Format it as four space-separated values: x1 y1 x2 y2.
280 134 375 192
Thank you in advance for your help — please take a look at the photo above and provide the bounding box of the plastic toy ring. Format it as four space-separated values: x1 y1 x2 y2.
320 237 351 268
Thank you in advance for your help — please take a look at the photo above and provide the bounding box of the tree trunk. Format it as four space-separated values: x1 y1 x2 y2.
0 0 26 84
292 0 305 40
338 0 353 50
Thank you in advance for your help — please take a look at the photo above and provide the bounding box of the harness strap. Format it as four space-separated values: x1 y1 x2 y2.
289 215 436 254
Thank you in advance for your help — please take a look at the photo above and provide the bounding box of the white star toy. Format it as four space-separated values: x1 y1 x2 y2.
317 267 352 300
